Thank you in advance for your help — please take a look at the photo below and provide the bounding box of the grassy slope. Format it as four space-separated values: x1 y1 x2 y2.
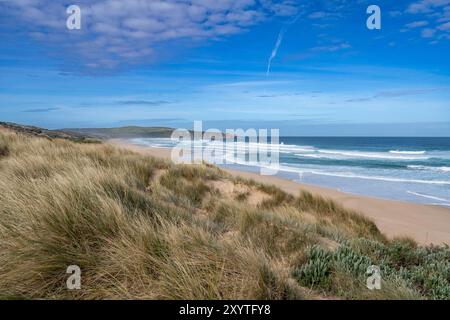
0 131 449 300
0 121 99 143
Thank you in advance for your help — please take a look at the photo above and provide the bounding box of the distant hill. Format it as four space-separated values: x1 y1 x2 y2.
65 126 174 139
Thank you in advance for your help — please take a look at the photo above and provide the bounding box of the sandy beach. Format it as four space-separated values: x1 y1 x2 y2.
109 139 450 246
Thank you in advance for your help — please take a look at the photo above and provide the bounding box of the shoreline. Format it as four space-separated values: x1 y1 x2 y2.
108 139 450 246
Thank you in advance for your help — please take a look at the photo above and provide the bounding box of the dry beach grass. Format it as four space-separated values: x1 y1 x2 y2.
115 141 450 246
0 130 449 300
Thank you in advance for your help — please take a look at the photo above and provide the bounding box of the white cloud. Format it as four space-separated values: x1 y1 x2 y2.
308 11 327 19
421 28 437 37
389 10 403 17
407 0 450 14
437 21 450 30
405 20 429 28
259 0 299 16
1 0 299 72
437 6 450 21
405 0 450 41
311 42 351 52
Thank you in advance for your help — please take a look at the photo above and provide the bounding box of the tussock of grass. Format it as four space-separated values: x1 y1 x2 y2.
0 144 8 158
0 134 11 158
0 130 448 300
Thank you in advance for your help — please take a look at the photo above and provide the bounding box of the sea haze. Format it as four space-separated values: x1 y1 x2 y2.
128 137 450 208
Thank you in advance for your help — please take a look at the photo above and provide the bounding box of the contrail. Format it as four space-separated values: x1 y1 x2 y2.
266 28 286 77
266 16 300 77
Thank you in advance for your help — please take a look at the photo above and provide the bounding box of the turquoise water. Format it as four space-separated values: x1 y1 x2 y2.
129 137 450 207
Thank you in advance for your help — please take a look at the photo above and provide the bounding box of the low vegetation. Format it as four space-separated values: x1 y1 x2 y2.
0 130 448 300
0 121 99 143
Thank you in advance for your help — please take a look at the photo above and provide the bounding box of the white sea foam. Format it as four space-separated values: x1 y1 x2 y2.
308 171 450 185
295 149 429 160
131 139 445 162
428 203 450 207
406 191 450 202
389 150 426 155
228 159 450 185
408 165 450 173
127 138 450 206
281 167 450 185
296 154 322 159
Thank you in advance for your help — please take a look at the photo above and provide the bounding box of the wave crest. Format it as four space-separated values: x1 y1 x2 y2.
408 165 450 173
389 150 426 155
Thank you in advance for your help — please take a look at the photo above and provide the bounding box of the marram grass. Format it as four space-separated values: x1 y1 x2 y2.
0 131 448 300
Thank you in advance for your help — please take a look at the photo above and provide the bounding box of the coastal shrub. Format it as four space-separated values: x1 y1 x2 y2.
293 246 333 289
333 246 372 276
293 239 450 300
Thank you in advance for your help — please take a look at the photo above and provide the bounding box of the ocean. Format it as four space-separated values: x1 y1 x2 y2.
128 137 450 208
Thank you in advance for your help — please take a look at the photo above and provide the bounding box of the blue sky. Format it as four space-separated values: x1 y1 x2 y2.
0 0 449 136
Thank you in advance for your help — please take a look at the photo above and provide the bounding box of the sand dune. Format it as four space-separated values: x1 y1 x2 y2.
109 139 450 246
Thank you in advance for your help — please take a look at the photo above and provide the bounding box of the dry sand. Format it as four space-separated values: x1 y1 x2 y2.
109 139 450 246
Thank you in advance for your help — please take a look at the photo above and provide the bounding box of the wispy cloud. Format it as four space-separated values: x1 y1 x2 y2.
405 0 450 41
116 118 185 126
286 40 351 61
260 0 299 16
116 100 171 106
438 21 450 30
375 88 440 97
257 92 301 98
345 88 441 103
266 15 300 77
209 80 292 89
405 20 429 28
311 42 351 52
22 107 60 113
407 0 450 14
1 0 300 73
422 28 437 38
266 28 286 77
345 97 373 103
